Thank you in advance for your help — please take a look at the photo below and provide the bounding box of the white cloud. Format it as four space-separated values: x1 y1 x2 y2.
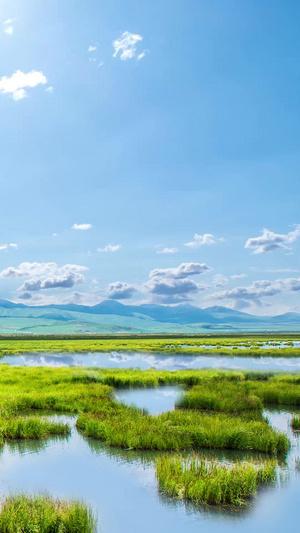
137 50 148 61
98 244 121 253
0 70 47 101
0 243 17 251
72 223 92 231
157 247 179 255
3 18 16 35
212 274 228 288
231 273 247 279
45 86 54 93
145 262 211 304
184 233 223 248
113 31 143 60
107 281 137 300
245 225 300 254
88 45 97 52
0 262 88 279
145 277 207 304
209 277 300 309
150 262 211 280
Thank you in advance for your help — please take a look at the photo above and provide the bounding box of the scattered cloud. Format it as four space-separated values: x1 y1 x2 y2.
212 274 228 288
113 31 143 60
0 243 17 251
209 277 300 309
45 86 54 93
137 50 148 61
88 45 97 52
184 233 223 248
150 262 211 280
157 247 179 255
3 18 16 35
107 281 137 300
231 273 247 279
98 244 121 253
0 70 47 101
245 225 300 254
72 223 92 231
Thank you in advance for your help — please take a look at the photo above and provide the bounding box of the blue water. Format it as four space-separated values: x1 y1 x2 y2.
2 351 300 371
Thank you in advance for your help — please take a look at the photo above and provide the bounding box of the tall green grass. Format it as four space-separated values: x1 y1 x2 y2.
156 454 277 505
291 416 300 430
0 495 97 533
77 402 289 453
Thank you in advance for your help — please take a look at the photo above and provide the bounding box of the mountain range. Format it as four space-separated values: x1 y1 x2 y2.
0 299 299 334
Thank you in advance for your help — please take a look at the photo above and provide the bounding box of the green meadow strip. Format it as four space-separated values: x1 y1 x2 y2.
156 454 277 506
0 495 97 533
0 335 299 357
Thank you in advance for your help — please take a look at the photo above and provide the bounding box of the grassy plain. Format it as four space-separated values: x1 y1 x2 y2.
0 495 96 532
0 334 299 357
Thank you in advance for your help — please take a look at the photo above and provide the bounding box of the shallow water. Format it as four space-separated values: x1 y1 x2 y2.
115 385 183 414
2 351 300 371
0 410 299 533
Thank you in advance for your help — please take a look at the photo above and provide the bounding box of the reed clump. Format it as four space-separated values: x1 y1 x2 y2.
0 494 97 533
156 454 277 505
291 416 300 430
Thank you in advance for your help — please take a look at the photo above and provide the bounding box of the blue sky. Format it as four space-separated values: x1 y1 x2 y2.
0 0 299 315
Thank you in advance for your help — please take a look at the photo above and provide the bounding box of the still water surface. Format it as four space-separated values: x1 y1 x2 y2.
2 351 300 371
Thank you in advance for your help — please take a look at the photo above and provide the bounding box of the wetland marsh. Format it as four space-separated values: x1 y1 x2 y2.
0 335 299 531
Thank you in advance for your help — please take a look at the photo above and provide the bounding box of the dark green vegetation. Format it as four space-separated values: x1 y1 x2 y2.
0 334 299 357
0 298 299 333
0 495 96 533
291 416 300 430
156 454 277 506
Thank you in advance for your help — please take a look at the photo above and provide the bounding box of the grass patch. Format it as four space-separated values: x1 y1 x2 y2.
156 454 277 506
291 416 300 430
0 494 96 532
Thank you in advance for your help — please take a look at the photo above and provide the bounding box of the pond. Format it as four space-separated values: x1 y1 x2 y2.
0 408 299 533
2 351 300 371
114 385 183 414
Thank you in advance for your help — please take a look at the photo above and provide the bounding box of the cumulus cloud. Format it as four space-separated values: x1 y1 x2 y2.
245 225 300 254
145 262 211 304
107 281 137 300
19 272 85 293
0 262 87 279
150 262 211 280
72 223 92 231
0 70 47 101
145 278 207 304
156 247 179 255
88 45 97 52
210 277 300 309
185 233 224 248
98 244 121 253
231 274 247 279
113 31 143 60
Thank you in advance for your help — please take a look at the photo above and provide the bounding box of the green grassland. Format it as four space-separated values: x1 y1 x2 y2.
0 334 299 357
0 495 96 533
